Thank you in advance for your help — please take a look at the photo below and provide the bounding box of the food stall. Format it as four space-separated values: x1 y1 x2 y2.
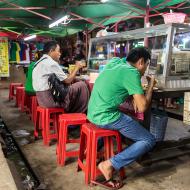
88 23 190 89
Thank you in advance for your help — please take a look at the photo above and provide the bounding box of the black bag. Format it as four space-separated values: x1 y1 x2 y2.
48 73 69 104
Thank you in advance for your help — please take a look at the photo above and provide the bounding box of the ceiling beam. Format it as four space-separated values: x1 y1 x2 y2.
120 0 146 11
178 6 190 10
69 12 106 28
0 13 35 27
119 1 145 16
150 0 172 10
1 27 21 35
0 18 34 27
0 7 46 10
110 16 143 30
0 0 52 20
168 2 187 9
89 17 109 33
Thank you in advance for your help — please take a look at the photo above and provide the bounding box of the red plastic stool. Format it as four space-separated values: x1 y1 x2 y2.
9 83 23 101
35 106 64 146
57 113 87 166
77 123 93 184
31 96 38 124
77 123 125 185
15 86 25 107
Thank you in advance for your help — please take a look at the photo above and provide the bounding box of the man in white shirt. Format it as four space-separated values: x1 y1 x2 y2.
32 41 89 113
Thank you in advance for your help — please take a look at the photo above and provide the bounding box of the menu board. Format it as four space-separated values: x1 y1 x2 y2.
0 37 9 77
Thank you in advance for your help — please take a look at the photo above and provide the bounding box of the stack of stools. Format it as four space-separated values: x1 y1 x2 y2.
77 123 125 185
9 83 23 101
35 106 64 145
57 113 87 166
15 86 25 108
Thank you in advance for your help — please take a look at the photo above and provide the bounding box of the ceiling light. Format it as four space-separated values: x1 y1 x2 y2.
101 0 109 3
24 34 37 41
49 15 70 28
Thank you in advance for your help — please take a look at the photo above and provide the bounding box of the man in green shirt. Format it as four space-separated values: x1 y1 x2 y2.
88 47 156 189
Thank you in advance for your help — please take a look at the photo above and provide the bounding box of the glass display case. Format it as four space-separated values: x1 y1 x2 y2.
88 23 190 90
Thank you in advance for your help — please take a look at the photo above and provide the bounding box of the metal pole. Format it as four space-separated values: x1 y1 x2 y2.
85 29 88 59
144 0 150 47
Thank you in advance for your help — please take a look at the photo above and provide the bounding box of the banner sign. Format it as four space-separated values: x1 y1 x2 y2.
0 37 9 77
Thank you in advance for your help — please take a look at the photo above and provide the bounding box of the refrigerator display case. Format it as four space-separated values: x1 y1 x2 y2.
88 23 190 90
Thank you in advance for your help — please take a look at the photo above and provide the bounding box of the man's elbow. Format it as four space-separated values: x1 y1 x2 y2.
63 78 71 84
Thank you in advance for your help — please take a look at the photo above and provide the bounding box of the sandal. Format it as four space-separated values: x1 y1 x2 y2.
91 178 124 190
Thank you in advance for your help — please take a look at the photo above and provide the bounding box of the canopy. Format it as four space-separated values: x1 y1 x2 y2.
0 0 188 37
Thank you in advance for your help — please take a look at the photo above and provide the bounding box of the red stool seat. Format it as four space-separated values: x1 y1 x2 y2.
35 106 64 146
57 113 87 166
9 83 23 101
77 123 125 185
15 86 25 107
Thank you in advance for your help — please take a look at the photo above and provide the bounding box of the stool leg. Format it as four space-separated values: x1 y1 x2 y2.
59 122 68 166
109 136 115 157
116 134 125 180
34 110 40 138
42 110 47 145
57 120 63 164
104 137 111 160
9 85 12 101
21 92 26 112
91 134 98 182
44 110 51 146
77 131 86 172
85 131 92 184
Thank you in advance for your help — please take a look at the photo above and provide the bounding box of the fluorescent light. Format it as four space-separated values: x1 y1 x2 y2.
49 15 69 28
101 0 109 2
24 34 37 41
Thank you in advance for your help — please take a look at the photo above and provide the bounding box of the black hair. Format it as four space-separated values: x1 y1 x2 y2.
126 47 151 64
43 40 59 54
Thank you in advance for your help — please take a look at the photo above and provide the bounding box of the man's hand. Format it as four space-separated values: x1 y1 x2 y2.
75 60 86 69
146 75 157 88
132 99 138 113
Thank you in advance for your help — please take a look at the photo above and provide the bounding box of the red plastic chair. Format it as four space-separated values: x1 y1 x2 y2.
35 106 64 146
77 123 125 185
57 113 87 166
15 86 25 107
9 83 23 101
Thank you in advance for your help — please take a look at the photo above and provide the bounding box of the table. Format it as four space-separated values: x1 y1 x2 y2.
140 88 190 164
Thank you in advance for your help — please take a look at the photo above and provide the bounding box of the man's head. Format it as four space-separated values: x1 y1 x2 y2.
43 41 61 62
126 47 151 76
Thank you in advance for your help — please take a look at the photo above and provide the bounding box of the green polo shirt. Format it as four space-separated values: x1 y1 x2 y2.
87 57 144 125
25 61 35 94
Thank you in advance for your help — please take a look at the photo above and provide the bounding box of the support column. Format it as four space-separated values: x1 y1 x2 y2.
144 0 150 47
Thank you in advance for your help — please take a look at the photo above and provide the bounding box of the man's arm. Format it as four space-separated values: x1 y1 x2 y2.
133 76 156 112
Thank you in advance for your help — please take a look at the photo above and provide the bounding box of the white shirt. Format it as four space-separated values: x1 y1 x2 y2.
32 54 67 91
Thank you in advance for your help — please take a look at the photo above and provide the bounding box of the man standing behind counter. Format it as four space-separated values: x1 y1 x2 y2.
87 47 156 189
